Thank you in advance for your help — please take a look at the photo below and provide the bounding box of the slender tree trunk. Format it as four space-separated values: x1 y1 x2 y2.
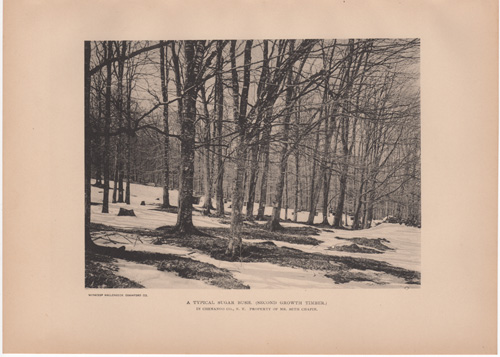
227 40 252 256
85 41 95 248
160 41 172 209
94 105 102 187
245 139 259 220
116 42 126 203
306 128 322 225
333 129 349 228
125 134 131 204
284 170 289 220
200 85 214 214
245 41 269 221
125 70 132 205
112 153 119 203
352 173 366 230
333 170 348 228
256 106 272 221
363 183 376 229
293 149 300 222
102 41 112 214
215 41 225 217
320 109 335 226
321 171 332 225
118 170 124 202
270 41 295 231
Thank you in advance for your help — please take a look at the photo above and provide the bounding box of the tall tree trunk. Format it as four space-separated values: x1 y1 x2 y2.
200 85 214 214
320 108 335 226
117 42 126 203
321 171 332 225
228 142 247 256
125 64 132 205
227 40 252 256
94 112 102 187
215 41 225 217
306 127 322 225
160 41 172 209
363 179 376 228
293 149 300 222
269 41 295 231
125 134 131 204
85 41 95 248
352 172 366 230
245 41 269 221
102 41 112 214
333 129 349 228
333 169 348 228
255 105 272 221
174 40 203 233
284 170 289 220
364 191 375 229
245 137 259 220
118 171 124 202
112 152 119 203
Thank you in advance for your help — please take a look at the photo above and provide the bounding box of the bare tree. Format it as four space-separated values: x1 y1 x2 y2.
227 40 253 256
159 41 172 209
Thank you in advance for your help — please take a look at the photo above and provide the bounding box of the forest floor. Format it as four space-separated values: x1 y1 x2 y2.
87 181 421 289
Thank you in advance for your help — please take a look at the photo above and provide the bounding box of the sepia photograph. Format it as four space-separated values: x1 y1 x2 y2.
4 0 497 353
85 39 421 289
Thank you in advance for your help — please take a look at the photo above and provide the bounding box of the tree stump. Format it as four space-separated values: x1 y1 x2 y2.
118 208 136 216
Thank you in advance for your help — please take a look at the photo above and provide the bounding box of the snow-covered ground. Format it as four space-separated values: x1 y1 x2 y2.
91 180 348 229
90 180 420 289
114 259 218 289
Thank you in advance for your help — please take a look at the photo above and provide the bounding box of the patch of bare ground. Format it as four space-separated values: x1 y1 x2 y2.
335 237 394 251
329 244 384 254
325 270 383 284
85 251 144 288
86 244 249 289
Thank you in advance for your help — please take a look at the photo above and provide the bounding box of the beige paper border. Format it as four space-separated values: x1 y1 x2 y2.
3 0 498 354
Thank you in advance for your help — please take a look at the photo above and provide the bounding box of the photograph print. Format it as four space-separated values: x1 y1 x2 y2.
84 39 421 289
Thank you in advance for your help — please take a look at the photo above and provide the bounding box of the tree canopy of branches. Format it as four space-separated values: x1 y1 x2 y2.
85 39 420 256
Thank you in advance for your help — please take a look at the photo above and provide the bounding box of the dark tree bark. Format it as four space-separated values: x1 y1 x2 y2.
319 109 337 226
227 40 253 256
333 170 348 228
269 40 296 231
306 124 322 225
160 41 172 209
333 110 350 228
112 41 126 204
215 41 226 217
85 41 96 249
112 151 119 203
173 40 203 233
255 105 272 221
125 59 132 205
245 140 259 220
245 41 270 220
200 85 214 214
293 149 300 222
102 41 113 214
94 106 103 187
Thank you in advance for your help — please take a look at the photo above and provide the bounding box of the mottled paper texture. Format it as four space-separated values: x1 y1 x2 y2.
3 0 498 354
